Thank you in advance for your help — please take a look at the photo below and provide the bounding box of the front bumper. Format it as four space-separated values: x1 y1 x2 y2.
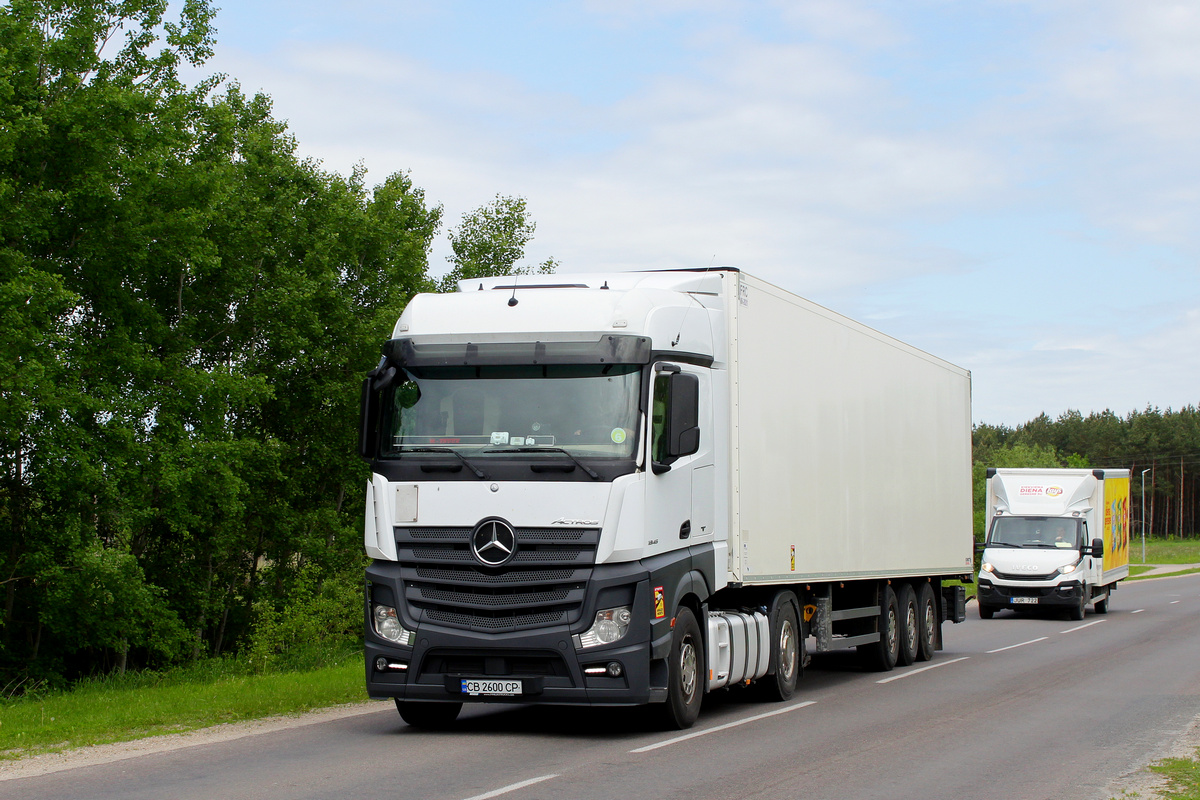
364 560 674 706
977 577 1082 609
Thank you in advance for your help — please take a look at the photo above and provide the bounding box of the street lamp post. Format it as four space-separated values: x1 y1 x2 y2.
1141 468 1151 564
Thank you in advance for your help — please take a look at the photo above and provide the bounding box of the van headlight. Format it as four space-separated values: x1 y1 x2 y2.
574 606 632 649
1055 563 1079 576
373 604 415 645
980 562 995 573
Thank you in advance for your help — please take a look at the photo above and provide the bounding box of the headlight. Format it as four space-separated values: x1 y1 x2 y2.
980 562 995 573
1056 563 1079 575
373 604 415 645
574 606 632 649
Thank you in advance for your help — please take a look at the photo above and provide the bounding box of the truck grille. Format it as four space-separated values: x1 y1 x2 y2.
395 526 599 633
992 569 1059 581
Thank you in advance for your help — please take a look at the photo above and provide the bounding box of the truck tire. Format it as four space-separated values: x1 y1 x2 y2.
896 584 919 667
396 699 462 729
915 582 938 662
1094 590 1109 614
858 584 899 672
757 599 801 701
1069 587 1086 621
661 606 703 729
978 603 995 619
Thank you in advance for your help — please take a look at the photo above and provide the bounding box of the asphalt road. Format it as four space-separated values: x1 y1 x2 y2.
7 574 1200 800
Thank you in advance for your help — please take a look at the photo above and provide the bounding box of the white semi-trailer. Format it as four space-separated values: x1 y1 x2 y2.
358 269 973 729
977 467 1131 620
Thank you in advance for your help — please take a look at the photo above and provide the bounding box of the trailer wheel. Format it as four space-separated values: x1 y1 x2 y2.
661 606 703 729
915 583 938 662
396 700 462 729
858 584 899 672
757 600 801 701
896 584 918 667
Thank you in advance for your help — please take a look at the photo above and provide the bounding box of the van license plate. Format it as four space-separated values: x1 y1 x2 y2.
461 679 522 696
1010 597 1038 605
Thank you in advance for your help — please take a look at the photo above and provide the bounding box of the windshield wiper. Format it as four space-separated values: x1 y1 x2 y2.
485 446 601 480
403 447 487 479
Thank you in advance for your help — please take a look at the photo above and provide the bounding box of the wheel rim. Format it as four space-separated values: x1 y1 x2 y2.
778 618 797 682
886 606 898 656
905 604 918 652
923 600 935 647
679 636 698 702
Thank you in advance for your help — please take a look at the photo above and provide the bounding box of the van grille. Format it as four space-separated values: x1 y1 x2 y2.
395 526 600 633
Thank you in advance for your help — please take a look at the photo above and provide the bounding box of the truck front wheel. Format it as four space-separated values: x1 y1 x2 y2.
661 606 703 730
1068 587 1086 621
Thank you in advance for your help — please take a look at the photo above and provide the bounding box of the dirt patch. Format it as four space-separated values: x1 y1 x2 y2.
0 700 388 782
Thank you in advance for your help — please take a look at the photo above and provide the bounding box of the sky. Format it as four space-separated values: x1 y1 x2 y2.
188 0 1200 426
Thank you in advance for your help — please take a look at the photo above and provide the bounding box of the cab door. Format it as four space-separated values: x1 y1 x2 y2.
644 363 713 559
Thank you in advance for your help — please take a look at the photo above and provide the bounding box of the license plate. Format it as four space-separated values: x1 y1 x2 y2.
460 679 522 696
1010 596 1039 605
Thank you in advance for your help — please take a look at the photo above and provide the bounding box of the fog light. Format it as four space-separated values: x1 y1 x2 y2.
375 656 388 672
606 661 623 678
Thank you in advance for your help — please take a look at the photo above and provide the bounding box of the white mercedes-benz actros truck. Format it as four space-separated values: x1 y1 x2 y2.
358 268 973 729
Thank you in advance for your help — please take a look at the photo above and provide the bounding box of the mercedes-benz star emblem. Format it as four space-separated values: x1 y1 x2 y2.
471 519 517 567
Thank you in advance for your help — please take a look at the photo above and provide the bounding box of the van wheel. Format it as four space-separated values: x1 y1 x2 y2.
757 599 801 701
1094 592 1109 614
915 583 938 661
978 603 995 619
896 584 919 667
396 700 462 729
858 584 898 672
661 606 703 729
1069 588 1086 621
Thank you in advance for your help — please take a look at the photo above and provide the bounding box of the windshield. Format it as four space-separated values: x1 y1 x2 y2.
379 364 641 459
987 517 1081 549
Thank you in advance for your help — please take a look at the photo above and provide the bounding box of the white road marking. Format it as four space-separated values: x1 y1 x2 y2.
1061 619 1106 633
1132 609 1145 614
876 656 971 684
459 774 560 800
1171 600 1181 604
629 701 817 753
987 637 1048 654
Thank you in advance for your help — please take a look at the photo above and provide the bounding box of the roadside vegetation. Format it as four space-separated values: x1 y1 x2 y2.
1147 749 1200 800
1 644 366 760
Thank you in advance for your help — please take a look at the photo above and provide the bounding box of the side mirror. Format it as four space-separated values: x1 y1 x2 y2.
668 372 700 458
1088 537 1104 559
974 541 987 554
359 377 380 460
651 368 701 474
359 360 395 460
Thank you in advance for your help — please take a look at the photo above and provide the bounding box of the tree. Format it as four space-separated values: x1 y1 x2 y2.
0 0 441 685
438 194 557 291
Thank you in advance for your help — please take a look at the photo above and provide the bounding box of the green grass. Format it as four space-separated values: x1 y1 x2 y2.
0 646 369 760
1148 748 1200 799
1131 538 1200 565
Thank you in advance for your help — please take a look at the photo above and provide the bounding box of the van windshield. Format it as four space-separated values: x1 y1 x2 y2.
987 517 1081 549
379 364 641 459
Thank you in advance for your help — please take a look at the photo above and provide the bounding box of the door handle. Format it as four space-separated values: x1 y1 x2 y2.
679 520 691 540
